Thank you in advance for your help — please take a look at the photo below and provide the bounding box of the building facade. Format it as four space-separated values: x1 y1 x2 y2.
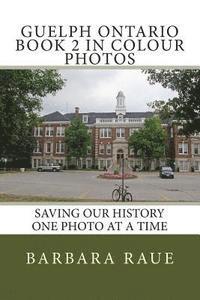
32 91 200 172
169 124 200 172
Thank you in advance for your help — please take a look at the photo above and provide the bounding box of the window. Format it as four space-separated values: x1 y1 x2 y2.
33 159 37 168
46 142 52 153
118 114 123 122
116 128 125 138
106 144 112 155
45 126 54 137
82 115 88 123
86 159 92 168
56 142 65 153
106 160 112 169
178 142 188 154
34 127 43 137
194 161 200 171
56 126 65 136
178 160 189 171
100 128 112 138
34 142 42 153
192 143 200 155
33 158 41 168
99 144 105 154
99 159 105 170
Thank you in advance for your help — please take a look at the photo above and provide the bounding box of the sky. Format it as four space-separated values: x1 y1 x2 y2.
42 69 176 115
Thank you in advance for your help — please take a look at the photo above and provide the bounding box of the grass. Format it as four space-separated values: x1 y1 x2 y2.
0 171 20 174
0 193 196 203
0 193 110 202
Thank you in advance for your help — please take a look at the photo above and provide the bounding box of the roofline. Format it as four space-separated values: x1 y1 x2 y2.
63 111 154 115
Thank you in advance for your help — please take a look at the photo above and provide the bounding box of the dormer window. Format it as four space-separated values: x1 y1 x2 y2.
118 114 123 122
82 115 88 123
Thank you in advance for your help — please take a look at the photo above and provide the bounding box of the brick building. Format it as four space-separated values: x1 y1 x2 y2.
32 91 200 172
169 123 200 172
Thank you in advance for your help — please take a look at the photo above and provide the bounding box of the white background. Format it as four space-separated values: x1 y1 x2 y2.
0 0 199 66
0 205 199 234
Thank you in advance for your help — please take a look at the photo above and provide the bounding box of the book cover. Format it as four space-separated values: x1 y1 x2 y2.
0 1 199 299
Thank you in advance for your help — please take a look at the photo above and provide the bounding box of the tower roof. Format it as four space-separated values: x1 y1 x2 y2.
117 91 125 97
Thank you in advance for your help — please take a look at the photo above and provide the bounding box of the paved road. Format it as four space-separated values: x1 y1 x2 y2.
0 171 199 202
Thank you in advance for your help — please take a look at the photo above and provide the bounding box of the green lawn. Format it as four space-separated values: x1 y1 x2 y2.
0 193 109 202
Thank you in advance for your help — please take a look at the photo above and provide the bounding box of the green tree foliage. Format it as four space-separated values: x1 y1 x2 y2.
129 117 166 169
144 69 200 134
0 69 64 163
65 117 91 167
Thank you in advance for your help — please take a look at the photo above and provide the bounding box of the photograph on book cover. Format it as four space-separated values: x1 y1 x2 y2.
0 68 199 203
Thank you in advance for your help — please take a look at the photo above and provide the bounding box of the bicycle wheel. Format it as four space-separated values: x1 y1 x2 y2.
124 192 133 202
112 189 120 201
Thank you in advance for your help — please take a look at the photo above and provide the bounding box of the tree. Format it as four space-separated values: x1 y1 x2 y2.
0 70 64 164
144 69 200 134
129 117 166 170
65 117 91 168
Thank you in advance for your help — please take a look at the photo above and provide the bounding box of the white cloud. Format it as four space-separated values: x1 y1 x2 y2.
42 69 176 115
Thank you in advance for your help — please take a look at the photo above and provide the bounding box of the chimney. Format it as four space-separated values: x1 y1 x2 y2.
75 107 80 116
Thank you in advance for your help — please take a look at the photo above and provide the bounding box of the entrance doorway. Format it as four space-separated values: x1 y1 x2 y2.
117 149 124 165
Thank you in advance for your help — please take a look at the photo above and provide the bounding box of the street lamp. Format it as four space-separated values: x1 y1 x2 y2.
121 157 125 201
2 158 7 171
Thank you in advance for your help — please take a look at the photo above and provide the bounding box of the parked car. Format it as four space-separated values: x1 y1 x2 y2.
159 166 174 179
37 164 61 172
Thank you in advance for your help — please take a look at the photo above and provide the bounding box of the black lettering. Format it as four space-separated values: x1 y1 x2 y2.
21 25 32 38
16 39 24 51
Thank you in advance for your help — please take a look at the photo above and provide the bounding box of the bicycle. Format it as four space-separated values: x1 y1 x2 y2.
112 184 133 202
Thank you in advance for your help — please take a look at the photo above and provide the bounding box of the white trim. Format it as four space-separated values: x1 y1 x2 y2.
56 141 65 154
45 126 54 137
43 121 69 124
178 142 188 155
100 128 112 138
45 142 53 154
56 126 65 137
82 115 88 123
116 127 125 138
